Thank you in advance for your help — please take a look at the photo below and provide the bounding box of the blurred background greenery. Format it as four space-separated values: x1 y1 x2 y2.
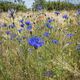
0 0 80 12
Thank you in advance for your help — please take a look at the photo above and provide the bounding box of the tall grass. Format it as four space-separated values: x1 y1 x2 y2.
0 10 80 80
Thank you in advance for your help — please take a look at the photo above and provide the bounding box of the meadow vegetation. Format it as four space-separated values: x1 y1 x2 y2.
0 0 80 80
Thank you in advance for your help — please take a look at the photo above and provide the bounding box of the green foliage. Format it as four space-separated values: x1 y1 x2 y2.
16 4 27 12
0 1 27 12
46 1 80 11
32 0 80 11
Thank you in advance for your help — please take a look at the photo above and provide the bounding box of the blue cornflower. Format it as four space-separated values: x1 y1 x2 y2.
8 9 15 19
46 23 53 29
18 29 23 33
0 23 7 27
19 19 24 23
5 31 11 35
9 23 16 28
54 11 60 15
25 21 31 25
52 39 59 44
27 25 32 31
47 19 53 23
28 36 45 49
43 32 50 37
20 24 24 28
62 15 68 19
48 25 53 29
67 34 74 38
